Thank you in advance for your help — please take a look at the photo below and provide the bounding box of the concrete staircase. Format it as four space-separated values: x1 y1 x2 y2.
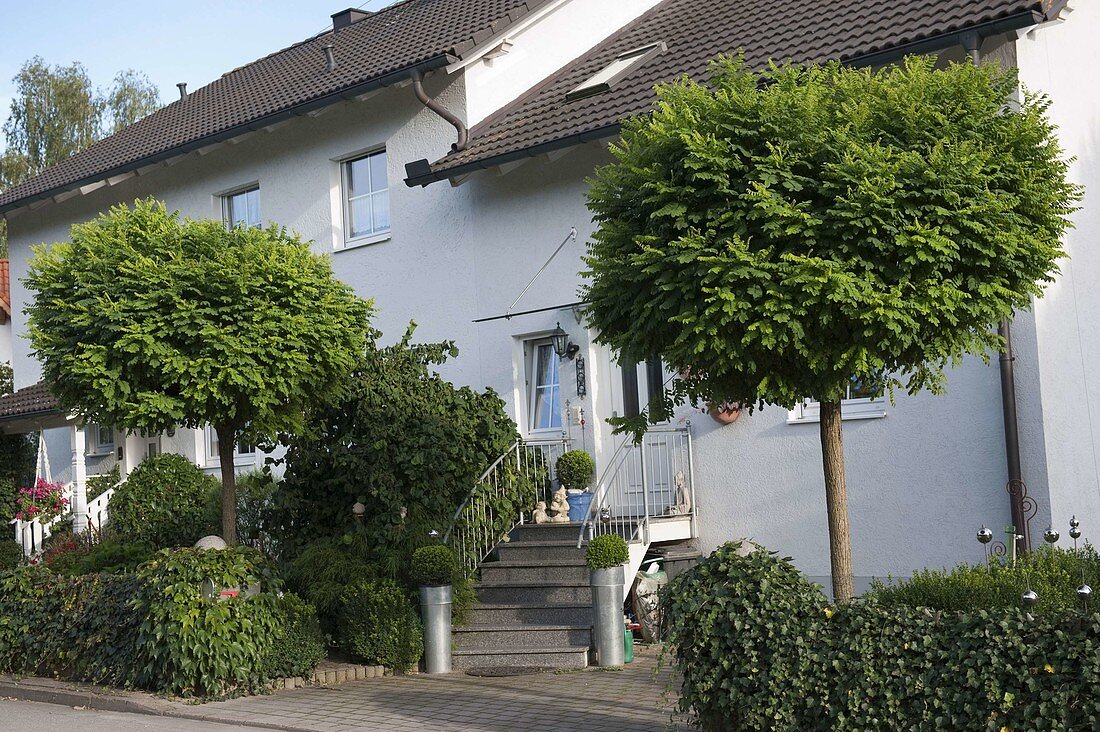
453 522 592 670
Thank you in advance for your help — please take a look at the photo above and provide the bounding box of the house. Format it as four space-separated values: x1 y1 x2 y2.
0 0 1092 663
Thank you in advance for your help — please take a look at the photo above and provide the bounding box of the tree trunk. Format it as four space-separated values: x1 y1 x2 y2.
818 400 854 602
216 423 238 545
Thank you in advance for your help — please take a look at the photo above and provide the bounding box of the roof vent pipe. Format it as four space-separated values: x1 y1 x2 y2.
323 44 336 73
410 69 468 152
176 82 188 101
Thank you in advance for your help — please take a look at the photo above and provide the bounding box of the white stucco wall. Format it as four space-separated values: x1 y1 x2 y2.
1017 5 1100 533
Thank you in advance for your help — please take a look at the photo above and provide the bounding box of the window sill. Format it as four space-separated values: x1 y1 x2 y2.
336 232 391 252
205 456 258 469
787 410 887 425
85 448 116 457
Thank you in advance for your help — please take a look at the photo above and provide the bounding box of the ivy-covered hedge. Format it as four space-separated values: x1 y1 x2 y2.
0 547 325 697
664 542 1100 731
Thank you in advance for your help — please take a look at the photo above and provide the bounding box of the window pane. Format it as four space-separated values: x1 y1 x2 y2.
371 190 390 232
347 157 369 198
209 428 220 457
368 150 387 192
348 196 372 238
536 345 559 387
530 342 562 431
246 189 260 227
848 375 878 400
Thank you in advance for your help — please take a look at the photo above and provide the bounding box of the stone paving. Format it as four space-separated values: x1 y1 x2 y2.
193 647 689 731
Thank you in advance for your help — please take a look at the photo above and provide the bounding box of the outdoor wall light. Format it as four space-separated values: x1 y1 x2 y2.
551 322 580 360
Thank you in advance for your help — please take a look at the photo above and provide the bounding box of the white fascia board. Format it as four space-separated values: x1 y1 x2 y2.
445 0 571 73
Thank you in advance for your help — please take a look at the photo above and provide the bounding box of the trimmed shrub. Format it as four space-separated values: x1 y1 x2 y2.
110 453 220 548
285 536 376 637
585 534 629 570
664 542 1100 730
868 544 1100 614
260 594 326 679
339 578 423 671
0 541 23 570
0 566 144 685
556 450 595 490
87 465 121 502
131 546 283 696
75 541 155 575
410 545 456 586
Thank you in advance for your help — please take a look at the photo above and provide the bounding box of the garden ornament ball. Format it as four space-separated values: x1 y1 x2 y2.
1021 589 1038 608
977 526 993 544
1070 515 1080 529
351 501 366 517
1044 526 1060 544
1070 525 1082 540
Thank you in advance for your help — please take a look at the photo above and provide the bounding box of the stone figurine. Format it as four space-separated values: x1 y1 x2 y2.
549 487 571 522
533 501 549 524
667 471 691 516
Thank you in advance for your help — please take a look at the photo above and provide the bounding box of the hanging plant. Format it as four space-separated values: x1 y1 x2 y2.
15 478 69 524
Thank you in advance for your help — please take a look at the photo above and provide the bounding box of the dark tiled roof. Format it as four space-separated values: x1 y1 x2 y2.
0 381 59 420
415 0 1062 183
0 0 549 214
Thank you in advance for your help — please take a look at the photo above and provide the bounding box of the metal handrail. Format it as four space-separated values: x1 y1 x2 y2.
442 440 521 545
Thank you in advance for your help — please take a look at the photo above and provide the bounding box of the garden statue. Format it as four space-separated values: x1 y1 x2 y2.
667 471 691 516
549 487 571 522
533 501 549 524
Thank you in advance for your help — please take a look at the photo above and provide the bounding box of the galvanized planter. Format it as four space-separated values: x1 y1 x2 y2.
419 584 453 674
590 565 626 667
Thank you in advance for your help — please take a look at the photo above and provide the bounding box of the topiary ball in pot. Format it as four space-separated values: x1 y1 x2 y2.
586 534 629 570
411 545 456 587
556 450 595 491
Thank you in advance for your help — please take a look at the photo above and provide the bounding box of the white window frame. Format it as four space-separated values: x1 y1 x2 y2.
338 148 390 249
788 381 887 424
221 185 261 229
87 424 116 456
525 338 564 435
204 425 257 467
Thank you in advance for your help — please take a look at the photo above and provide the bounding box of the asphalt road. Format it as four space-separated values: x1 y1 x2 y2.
0 700 255 731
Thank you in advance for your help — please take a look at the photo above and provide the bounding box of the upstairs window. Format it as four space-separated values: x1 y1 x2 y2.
223 186 261 228
341 149 390 246
566 42 666 102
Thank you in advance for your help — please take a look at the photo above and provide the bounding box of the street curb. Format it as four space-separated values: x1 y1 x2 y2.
0 677 317 730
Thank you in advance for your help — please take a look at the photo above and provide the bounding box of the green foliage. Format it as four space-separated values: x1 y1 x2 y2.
284 536 377 636
131 546 283 695
271 323 518 572
73 541 155 575
585 534 629 570
236 470 278 552
87 465 120 503
411 545 456 586
0 542 22 570
24 198 374 542
555 450 595 490
259 593 326 679
869 544 1100 615
584 56 1082 428
664 542 1100 730
0 363 36 522
0 566 145 685
339 577 423 671
109 453 220 548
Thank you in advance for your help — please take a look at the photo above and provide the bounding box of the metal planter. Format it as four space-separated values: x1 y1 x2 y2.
590 565 626 667
419 584 453 674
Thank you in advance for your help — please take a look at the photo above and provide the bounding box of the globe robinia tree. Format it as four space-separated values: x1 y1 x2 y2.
583 56 1081 601
25 198 373 544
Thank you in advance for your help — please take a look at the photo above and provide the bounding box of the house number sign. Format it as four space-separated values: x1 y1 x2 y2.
576 356 587 397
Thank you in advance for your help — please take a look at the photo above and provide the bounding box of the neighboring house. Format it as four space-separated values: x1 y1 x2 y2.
0 260 12 366
0 0 1090 604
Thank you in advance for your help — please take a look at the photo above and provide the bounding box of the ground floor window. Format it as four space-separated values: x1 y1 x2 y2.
205 426 256 464
788 376 887 423
527 339 562 433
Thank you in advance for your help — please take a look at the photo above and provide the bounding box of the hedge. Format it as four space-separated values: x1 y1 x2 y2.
663 542 1100 731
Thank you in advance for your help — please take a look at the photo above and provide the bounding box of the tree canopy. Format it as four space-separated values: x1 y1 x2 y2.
25 198 374 542
583 55 1081 599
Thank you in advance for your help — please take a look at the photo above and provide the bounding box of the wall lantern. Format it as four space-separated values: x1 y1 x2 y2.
551 322 580 360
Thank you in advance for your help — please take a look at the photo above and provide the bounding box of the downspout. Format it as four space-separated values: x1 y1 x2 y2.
410 69 468 152
963 33 1030 553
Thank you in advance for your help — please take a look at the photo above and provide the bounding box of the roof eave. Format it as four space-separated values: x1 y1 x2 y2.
0 53 457 217
405 8 1050 188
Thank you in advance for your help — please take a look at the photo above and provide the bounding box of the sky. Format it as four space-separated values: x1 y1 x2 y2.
0 0 396 137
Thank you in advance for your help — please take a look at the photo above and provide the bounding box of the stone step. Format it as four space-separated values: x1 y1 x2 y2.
453 624 591 651
496 540 585 563
467 603 593 626
452 646 590 670
480 559 589 584
474 580 593 605
509 523 584 543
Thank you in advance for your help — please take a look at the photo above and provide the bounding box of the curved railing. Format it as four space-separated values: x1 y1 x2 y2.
576 425 695 549
444 435 570 579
